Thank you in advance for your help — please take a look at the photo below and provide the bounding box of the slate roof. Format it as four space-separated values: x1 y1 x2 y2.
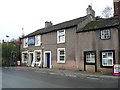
23 15 88 38
77 16 119 32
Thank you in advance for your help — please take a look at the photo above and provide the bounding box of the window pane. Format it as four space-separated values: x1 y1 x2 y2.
60 56 65 61
59 31 64 36
60 51 64 55
102 59 107 66
108 52 113 58
59 36 64 42
107 59 113 66
102 53 107 58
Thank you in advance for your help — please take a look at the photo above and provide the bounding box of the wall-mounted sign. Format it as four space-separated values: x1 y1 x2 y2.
113 64 120 76
28 38 35 45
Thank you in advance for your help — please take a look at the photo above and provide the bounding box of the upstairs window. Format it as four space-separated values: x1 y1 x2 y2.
35 35 41 46
57 30 65 43
23 38 28 48
100 29 111 40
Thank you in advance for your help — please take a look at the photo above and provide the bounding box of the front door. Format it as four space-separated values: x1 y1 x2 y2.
46 53 50 68
44 51 51 68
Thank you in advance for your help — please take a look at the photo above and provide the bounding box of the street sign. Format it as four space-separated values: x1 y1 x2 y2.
113 64 120 76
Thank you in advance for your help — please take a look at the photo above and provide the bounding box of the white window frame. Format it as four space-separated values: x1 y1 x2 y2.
57 30 65 44
35 35 41 46
100 29 111 40
23 38 28 48
85 52 95 63
57 48 66 63
22 51 28 64
102 52 114 66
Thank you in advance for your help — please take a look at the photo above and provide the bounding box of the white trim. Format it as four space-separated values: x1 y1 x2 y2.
35 35 42 46
23 38 28 48
44 51 52 69
57 29 65 44
22 51 28 64
57 48 66 63
102 52 113 66
34 50 42 67
28 52 34 67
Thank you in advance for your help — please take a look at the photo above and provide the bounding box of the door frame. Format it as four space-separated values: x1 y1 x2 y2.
44 51 52 69
28 52 34 67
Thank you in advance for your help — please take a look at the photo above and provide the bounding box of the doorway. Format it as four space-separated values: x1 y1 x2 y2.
44 51 51 68
29 52 34 66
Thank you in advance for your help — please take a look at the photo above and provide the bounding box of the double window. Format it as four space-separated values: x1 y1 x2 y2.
100 50 115 67
57 30 65 43
100 29 111 40
57 48 65 63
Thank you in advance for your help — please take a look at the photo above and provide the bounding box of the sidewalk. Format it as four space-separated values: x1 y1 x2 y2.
6 66 119 79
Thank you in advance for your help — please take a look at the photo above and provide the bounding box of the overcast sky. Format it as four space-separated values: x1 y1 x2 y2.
0 0 113 42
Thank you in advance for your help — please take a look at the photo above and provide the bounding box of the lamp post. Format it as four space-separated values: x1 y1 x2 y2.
40 42 44 68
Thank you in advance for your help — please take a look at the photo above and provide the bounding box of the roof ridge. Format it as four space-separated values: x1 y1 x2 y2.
23 15 88 38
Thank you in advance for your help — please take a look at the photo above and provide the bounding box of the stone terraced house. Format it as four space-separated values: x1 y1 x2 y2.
20 0 120 74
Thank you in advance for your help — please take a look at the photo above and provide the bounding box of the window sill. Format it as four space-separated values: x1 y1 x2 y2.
57 61 66 64
57 42 65 44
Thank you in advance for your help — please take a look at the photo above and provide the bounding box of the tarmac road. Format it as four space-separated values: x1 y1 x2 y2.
2 67 119 88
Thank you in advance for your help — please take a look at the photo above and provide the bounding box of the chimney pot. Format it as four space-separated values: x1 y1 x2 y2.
45 21 53 27
86 5 95 17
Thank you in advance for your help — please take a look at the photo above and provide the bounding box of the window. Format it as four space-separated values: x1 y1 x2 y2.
84 51 96 64
100 50 115 67
22 51 28 64
57 48 65 63
100 29 111 39
57 30 65 43
23 38 28 48
35 35 41 46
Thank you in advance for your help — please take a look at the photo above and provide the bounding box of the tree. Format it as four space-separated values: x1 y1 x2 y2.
102 6 113 18
2 40 20 66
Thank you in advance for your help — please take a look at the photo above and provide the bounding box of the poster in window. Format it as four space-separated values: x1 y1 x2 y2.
28 38 35 45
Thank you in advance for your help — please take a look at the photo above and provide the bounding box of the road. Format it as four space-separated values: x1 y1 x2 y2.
2 67 118 88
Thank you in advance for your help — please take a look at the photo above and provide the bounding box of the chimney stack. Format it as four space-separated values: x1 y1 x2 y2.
86 5 95 17
114 0 120 16
45 21 53 27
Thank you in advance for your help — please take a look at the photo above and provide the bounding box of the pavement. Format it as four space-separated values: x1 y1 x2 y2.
3 66 119 79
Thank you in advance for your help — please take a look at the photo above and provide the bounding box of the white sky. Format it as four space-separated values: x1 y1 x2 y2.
0 0 113 42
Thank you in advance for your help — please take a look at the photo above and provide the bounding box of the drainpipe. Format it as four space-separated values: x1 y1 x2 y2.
41 46 44 68
40 42 44 68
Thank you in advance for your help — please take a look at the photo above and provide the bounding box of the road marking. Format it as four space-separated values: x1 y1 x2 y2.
34 71 39 73
65 74 77 78
87 77 99 80
24 69 29 71
49 72 56 75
